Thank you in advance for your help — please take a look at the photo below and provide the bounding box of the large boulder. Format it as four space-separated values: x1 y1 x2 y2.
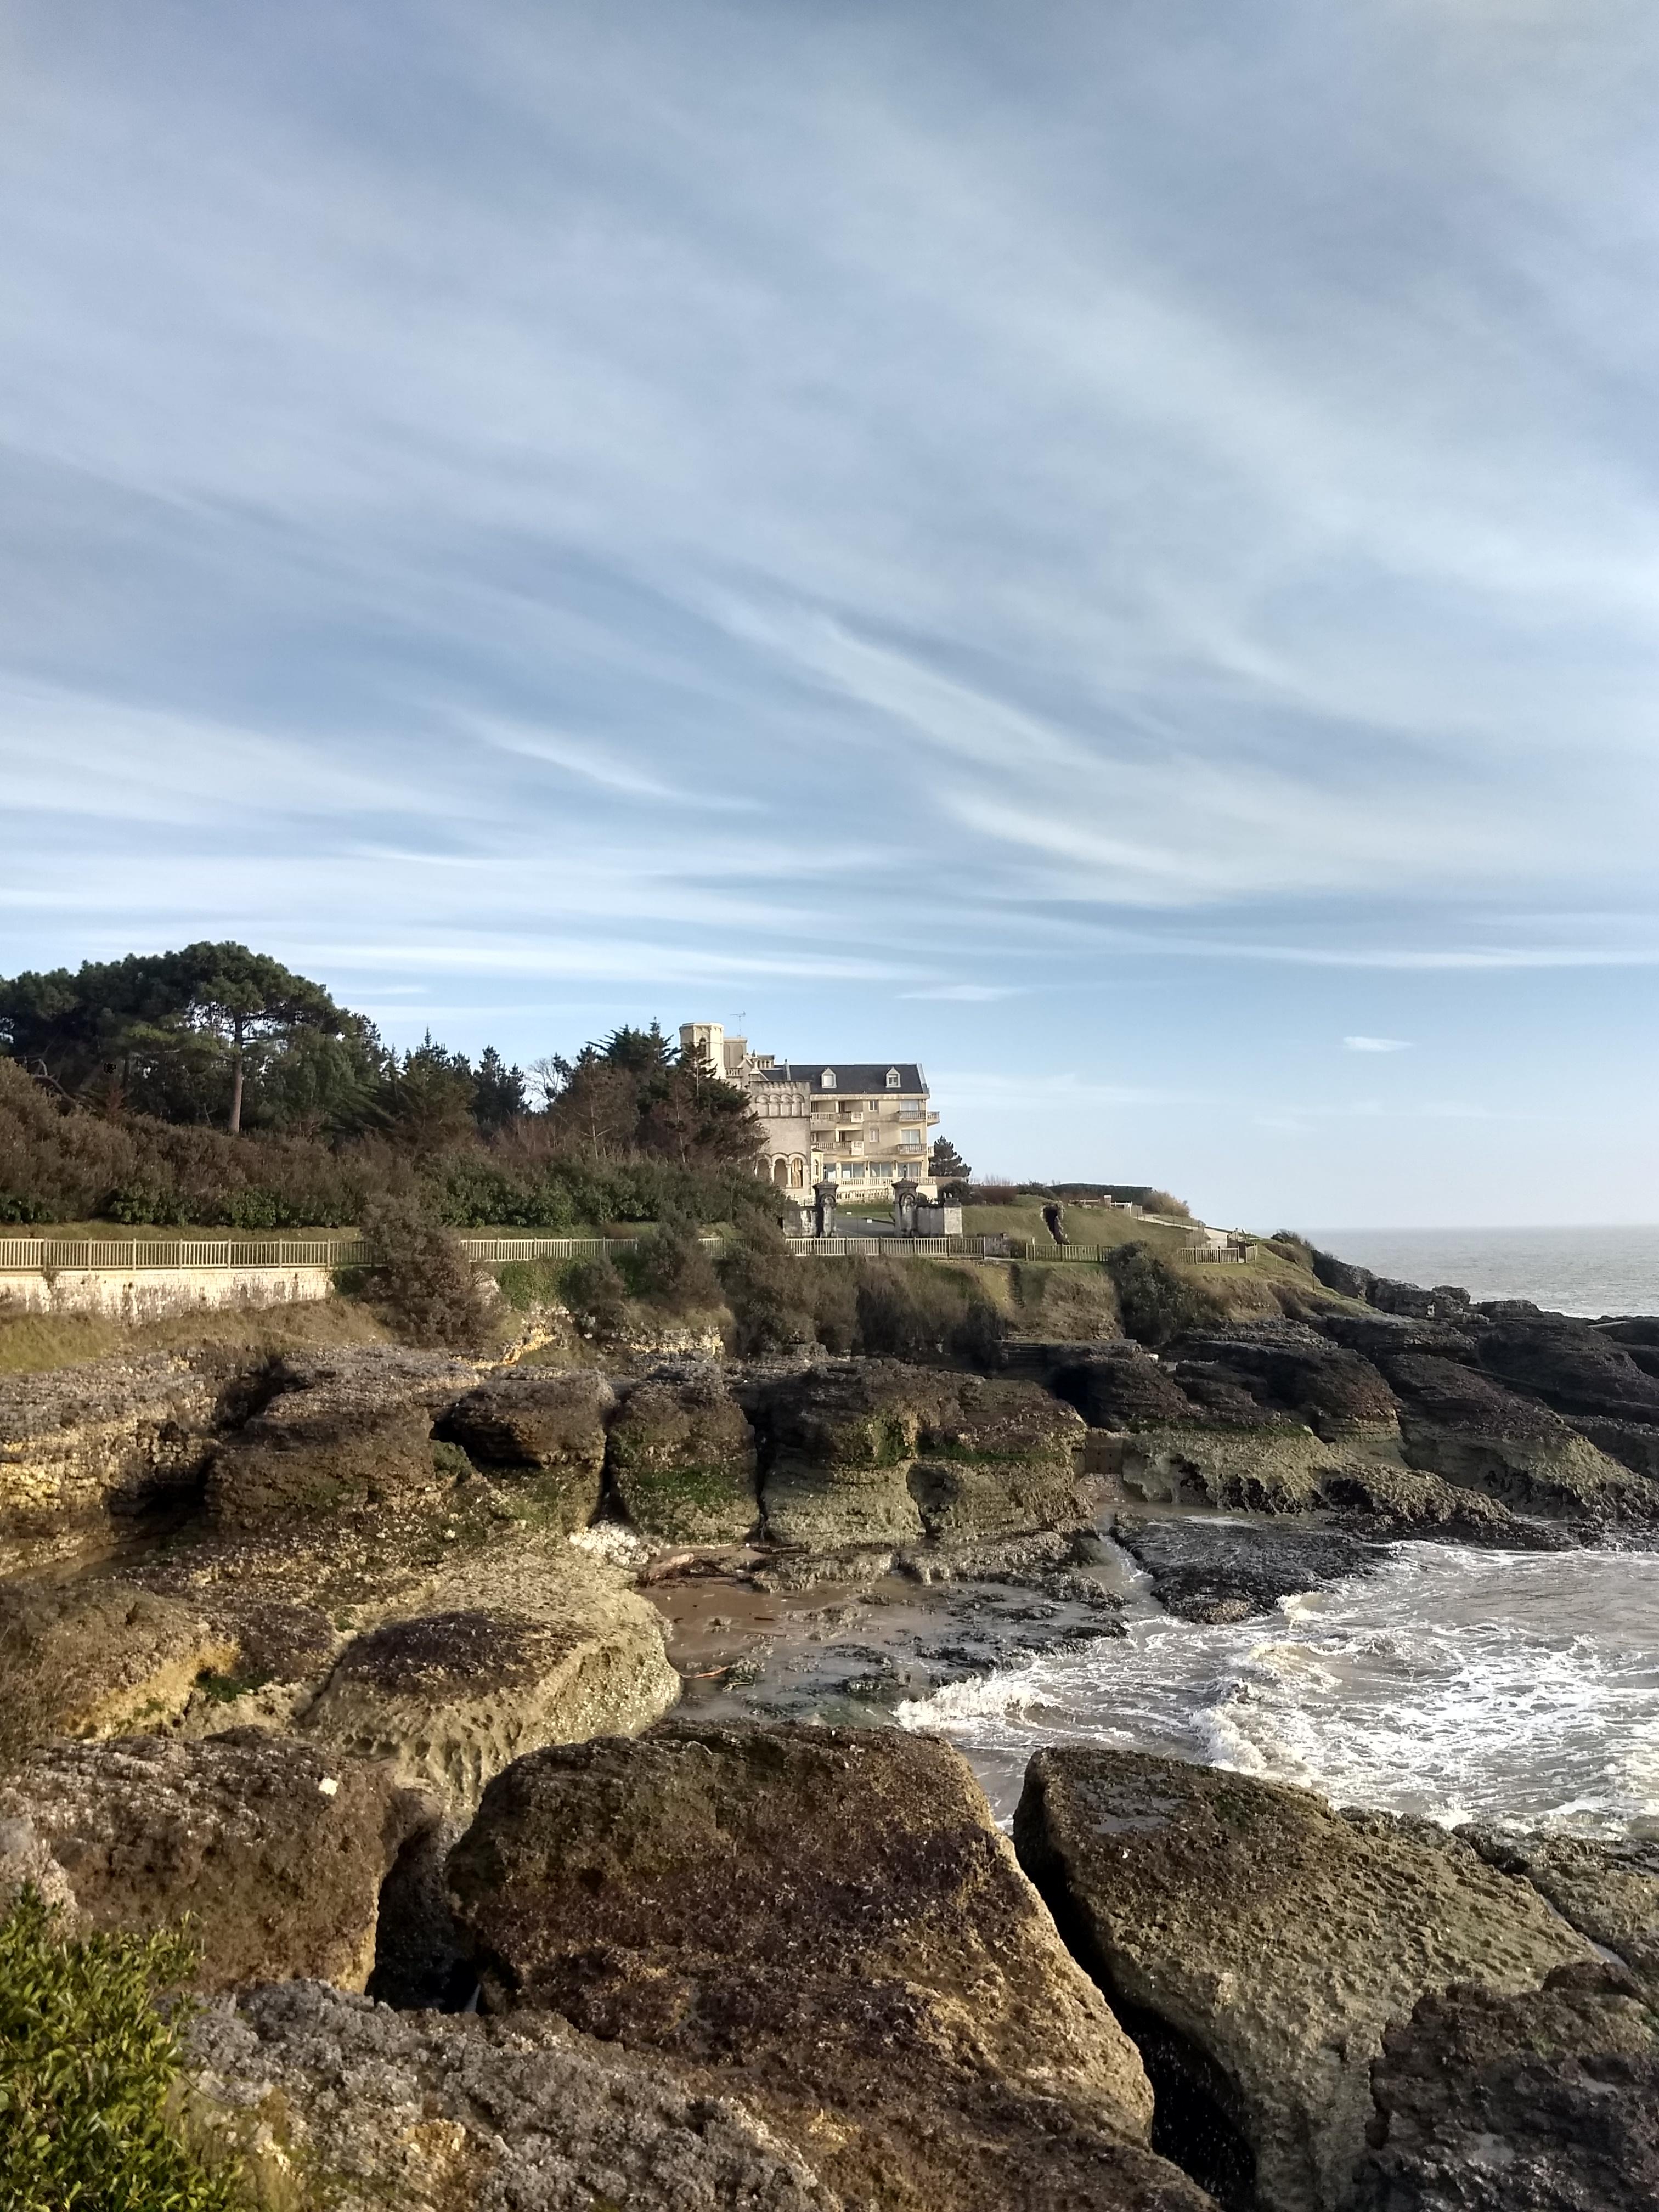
1353 1961 1659 2211
448 1720 1213 2212
1012 1748 1592 2212
1168 1327 1401 1444
0 1348 261 1571
207 1348 478 1532
1052 1344 1207 1430
0 1730 432 1991
1385 1353 1659 1526
756 1362 960 1547
438 1370 616 1532
0 1576 238 1768
757 1362 1091 1549
1460 1826 1659 2001
905 1375 1091 1540
1476 1307 1659 1424
188 1978 839 2211
300 1540 679 1813
605 1370 759 1542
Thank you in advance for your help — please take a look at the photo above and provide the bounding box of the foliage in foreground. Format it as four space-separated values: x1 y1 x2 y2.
0 1886 241 2212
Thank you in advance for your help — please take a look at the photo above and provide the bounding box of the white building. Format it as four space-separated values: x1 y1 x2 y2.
678 1022 940 1198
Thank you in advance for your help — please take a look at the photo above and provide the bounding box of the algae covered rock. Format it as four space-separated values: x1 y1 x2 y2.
757 1361 957 1547
449 1719 1212 2212
1113 1520 1389 1623
606 1370 758 1542
0 1576 238 1768
1012 1747 1592 2212
206 1348 478 1532
187 1977 840 2211
1386 1353 1658 1526
1460 1825 1659 2002
906 1374 1091 1539
1354 1961 1659 2211
439 1370 616 1531
0 1730 432 1991
300 1541 679 1813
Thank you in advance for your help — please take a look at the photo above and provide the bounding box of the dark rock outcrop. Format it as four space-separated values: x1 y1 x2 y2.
1012 1748 1591 2212
1169 1327 1401 1444
207 1348 478 1532
449 1719 1213 2211
438 1370 616 1532
187 1977 841 2211
605 1369 759 1543
1476 1306 1659 1425
1384 1353 1656 1525
1460 1826 1659 2001
1113 1519 1390 1623
905 1374 1092 1539
0 1730 433 1991
1354 1961 1659 2211
0 1576 238 1768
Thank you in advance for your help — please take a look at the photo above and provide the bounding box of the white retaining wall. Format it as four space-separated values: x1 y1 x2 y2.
0 1266 338 1322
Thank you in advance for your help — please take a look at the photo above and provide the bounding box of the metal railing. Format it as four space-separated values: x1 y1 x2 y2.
0 1238 371 1272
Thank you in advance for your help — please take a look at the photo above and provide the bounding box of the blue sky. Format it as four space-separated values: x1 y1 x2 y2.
3 0 1657 1228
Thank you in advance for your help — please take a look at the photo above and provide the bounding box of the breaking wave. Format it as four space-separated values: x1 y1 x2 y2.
898 1538 1659 1835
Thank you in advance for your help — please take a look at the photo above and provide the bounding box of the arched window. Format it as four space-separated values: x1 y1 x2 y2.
886 1068 901 1088
790 1156 806 1188
772 1158 790 1187
821 1069 836 1090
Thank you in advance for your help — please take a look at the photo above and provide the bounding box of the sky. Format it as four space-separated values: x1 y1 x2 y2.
3 0 1657 1229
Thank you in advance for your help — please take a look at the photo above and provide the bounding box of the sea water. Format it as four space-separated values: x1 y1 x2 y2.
899 1534 1659 1836
1304 1223 1659 1317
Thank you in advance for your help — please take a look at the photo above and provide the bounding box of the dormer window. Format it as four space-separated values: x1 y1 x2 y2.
885 1068 901 1088
821 1069 836 1090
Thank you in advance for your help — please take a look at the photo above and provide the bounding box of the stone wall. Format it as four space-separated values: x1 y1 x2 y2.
0 1265 337 1322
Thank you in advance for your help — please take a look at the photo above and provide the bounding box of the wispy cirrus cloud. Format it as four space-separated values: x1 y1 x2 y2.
1344 1035 1413 1053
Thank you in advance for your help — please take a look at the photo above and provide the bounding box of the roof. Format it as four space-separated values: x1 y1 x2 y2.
752 1061 927 1094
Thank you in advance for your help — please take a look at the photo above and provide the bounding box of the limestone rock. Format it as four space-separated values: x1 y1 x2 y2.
757 1361 958 1546
300 1540 679 1812
1476 1307 1659 1424
438 1370 616 1531
606 1370 759 1542
1053 1344 1210 1430
1386 1353 1658 1526
0 1576 238 1768
757 1362 1091 1550
0 1348 259 1571
187 1978 840 2211
1169 1326 1401 1443
1012 1748 1593 2212
905 1375 1091 1539
207 1348 478 1532
0 1730 432 1991
449 1719 1214 2212
1353 1962 1659 2211
1460 1825 1659 2001
1113 1520 1389 1623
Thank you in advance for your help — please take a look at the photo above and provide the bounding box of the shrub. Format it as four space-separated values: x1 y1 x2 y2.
630 1215 724 1312
360 1190 493 1348
718 1218 820 1355
0 1886 242 2211
1138 1188 1194 1222
558 1250 630 1338
853 1262 1007 1369
1104 1242 1222 1350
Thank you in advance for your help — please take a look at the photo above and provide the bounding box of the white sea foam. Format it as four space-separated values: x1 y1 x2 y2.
898 1541 1659 1833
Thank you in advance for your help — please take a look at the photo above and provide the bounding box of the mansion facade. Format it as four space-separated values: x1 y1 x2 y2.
679 1022 940 1198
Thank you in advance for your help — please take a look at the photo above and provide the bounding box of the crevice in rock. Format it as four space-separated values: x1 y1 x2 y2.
368 1820 473 2011
1022 1846 1259 2208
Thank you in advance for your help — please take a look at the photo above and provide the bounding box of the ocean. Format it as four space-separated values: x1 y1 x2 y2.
1303 1222 1659 1318
899 1228 1659 1838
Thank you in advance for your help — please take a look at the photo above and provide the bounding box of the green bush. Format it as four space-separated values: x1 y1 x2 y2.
718 1218 820 1354
558 1250 630 1338
1104 1241 1222 1350
360 1190 493 1348
630 1215 724 1312
853 1261 1007 1369
0 1886 242 2211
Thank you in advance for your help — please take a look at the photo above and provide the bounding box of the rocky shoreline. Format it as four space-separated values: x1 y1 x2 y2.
2 1261 1657 2204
